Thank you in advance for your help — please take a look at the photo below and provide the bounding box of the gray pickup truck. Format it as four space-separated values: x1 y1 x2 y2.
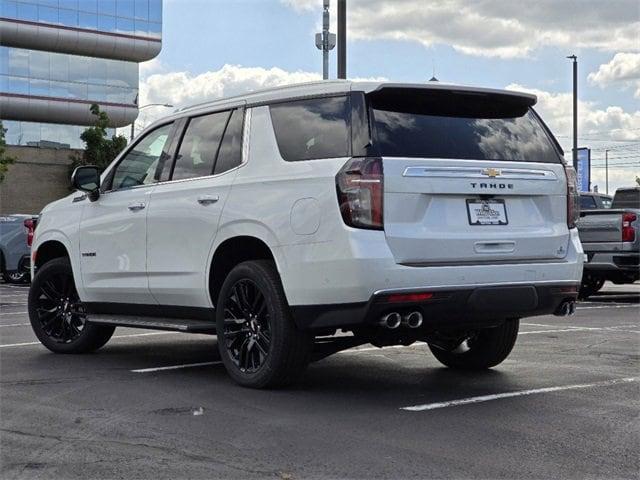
0 214 35 284
577 187 639 298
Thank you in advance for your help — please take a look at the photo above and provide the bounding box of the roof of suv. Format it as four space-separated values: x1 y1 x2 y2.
152 80 538 129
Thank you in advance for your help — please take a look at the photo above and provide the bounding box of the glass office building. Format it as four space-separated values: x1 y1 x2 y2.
0 0 162 148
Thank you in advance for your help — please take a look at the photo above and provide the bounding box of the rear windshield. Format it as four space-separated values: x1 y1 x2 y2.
612 189 640 209
368 88 561 163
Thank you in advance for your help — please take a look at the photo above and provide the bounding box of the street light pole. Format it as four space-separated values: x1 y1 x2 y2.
130 103 174 141
337 0 346 79
605 149 609 195
567 55 578 170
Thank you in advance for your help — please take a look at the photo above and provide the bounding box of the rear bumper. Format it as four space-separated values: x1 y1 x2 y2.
584 252 639 273
291 283 579 331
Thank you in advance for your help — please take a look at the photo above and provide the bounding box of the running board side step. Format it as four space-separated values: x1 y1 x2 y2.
87 315 217 333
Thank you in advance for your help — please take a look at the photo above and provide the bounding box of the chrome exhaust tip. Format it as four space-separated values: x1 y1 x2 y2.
379 312 402 329
403 311 423 328
554 300 576 317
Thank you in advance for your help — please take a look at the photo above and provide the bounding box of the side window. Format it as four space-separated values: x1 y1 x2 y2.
172 111 230 180
111 123 172 190
269 96 351 161
214 108 244 175
580 195 597 209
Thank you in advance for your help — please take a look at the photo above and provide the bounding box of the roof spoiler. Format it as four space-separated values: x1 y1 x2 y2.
367 83 537 107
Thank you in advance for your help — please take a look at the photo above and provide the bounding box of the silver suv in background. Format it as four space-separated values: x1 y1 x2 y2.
0 214 36 284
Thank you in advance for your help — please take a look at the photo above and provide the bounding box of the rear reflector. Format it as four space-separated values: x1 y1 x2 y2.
551 286 579 294
385 292 434 303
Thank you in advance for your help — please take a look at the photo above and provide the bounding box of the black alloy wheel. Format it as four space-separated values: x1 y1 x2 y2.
222 279 272 373
4 270 29 284
32 269 86 343
28 258 114 353
216 260 312 388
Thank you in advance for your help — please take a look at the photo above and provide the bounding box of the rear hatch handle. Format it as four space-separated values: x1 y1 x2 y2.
474 241 516 254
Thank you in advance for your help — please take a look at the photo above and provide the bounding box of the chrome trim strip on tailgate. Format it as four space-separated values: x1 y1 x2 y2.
403 166 558 181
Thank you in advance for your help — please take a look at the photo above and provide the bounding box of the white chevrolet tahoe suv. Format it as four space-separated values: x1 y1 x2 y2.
28 81 583 388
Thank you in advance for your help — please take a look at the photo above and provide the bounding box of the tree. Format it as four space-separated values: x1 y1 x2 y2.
0 121 16 183
69 104 128 176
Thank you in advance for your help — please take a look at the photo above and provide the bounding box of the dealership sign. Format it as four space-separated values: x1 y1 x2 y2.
576 147 591 192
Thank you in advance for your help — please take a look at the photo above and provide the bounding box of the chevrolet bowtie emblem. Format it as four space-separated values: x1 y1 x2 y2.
481 168 502 177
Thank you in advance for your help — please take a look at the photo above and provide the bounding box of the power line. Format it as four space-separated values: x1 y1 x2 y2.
592 165 640 169
555 135 640 143
591 143 640 151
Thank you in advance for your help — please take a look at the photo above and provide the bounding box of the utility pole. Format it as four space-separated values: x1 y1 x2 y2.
605 149 609 195
567 55 578 169
337 0 346 79
315 0 335 80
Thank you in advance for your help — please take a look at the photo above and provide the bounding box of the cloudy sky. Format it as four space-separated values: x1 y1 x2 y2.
135 0 639 192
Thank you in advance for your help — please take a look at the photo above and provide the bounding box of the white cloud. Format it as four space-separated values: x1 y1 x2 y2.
506 83 640 142
588 52 640 98
282 0 639 58
507 83 640 192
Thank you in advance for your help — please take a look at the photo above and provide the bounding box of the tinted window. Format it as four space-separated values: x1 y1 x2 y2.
111 123 172 190
580 195 597 209
172 111 230 180
215 109 244 174
612 189 640 209
369 89 561 163
270 96 350 161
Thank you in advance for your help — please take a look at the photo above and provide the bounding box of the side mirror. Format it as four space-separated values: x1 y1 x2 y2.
71 165 101 201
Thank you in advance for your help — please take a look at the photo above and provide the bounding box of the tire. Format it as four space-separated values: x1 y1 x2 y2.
3 270 29 284
579 272 605 300
216 260 313 389
28 257 114 354
429 319 519 370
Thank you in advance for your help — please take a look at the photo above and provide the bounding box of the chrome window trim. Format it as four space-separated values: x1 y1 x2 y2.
402 165 558 181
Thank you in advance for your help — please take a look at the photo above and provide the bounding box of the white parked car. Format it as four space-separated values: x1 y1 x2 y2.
29 81 583 388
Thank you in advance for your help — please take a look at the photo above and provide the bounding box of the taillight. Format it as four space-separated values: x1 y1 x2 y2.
622 212 636 242
564 165 580 228
336 157 383 230
24 218 35 247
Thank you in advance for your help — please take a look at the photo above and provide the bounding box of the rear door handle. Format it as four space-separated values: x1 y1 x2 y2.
197 195 219 205
127 202 146 211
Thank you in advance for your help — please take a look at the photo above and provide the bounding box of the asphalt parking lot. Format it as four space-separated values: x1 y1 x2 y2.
1 282 638 479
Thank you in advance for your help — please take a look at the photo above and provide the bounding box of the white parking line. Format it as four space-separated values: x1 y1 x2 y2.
0 323 30 327
131 361 222 373
578 305 638 310
519 328 594 335
401 377 640 412
0 311 27 316
0 331 178 348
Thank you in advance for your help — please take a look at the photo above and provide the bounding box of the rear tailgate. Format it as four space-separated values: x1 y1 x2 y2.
577 211 623 246
367 85 570 266
383 160 569 265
